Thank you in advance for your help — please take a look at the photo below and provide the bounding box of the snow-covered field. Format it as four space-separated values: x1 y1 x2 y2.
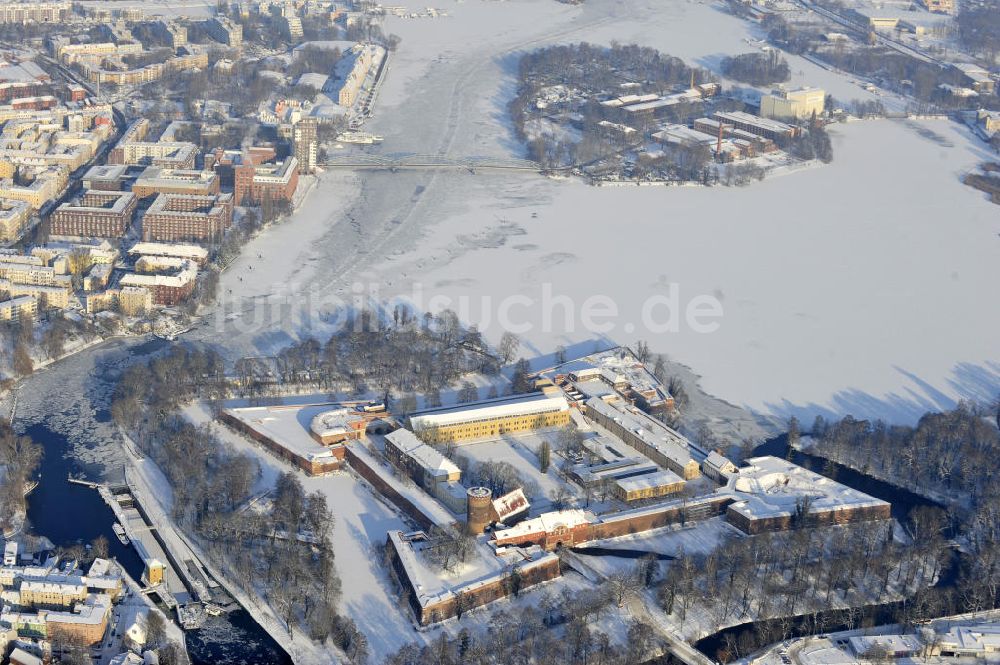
194 0 998 428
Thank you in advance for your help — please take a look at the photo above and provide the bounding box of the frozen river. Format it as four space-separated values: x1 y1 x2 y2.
189 0 999 425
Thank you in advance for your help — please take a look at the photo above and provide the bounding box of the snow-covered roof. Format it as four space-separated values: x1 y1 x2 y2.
226 404 347 462
409 392 569 431
614 469 684 493
493 509 590 541
384 428 461 479
309 407 363 439
704 450 736 473
719 456 889 521
492 488 529 522
585 397 694 470
938 624 1000 652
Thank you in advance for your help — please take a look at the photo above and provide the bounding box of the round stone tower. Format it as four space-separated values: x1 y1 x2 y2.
466 486 494 535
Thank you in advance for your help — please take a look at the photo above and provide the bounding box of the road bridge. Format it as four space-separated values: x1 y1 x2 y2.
319 152 546 172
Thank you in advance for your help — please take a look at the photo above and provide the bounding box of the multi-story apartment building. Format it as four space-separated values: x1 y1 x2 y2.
119 260 197 305
248 156 299 204
205 16 243 47
117 285 153 315
0 199 32 243
107 141 198 169
293 118 317 174
0 295 37 321
0 2 71 24
141 192 234 243
0 166 68 209
334 44 380 106
153 19 188 48
49 190 137 238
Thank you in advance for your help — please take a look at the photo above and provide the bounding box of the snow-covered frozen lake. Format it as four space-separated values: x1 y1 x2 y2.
191 0 998 427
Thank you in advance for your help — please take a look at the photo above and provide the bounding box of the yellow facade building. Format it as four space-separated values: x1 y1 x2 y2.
613 470 686 502
760 87 826 121
408 391 571 444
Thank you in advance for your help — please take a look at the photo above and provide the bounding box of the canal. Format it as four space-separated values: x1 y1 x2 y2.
21 383 292 663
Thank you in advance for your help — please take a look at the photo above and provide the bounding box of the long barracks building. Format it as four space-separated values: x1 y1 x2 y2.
407 390 571 444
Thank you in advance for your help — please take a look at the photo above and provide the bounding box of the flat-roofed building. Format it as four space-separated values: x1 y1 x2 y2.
923 0 953 12
0 198 31 242
205 16 243 47
49 190 137 238
108 141 198 169
937 624 1000 657
308 407 367 444
0 2 70 23
3 281 71 309
142 192 233 243
153 19 188 48
408 391 571 444
0 295 36 321
127 242 208 265
250 156 299 204
119 259 197 305
760 87 826 121
131 168 220 199
613 470 685 502
584 397 700 480
713 111 798 141
117 285 153 315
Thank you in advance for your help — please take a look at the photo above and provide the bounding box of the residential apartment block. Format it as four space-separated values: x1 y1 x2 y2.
141 192 234 243
49 190 137 238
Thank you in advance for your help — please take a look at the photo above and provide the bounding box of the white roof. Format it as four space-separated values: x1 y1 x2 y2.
128 242 208 261
705 450 736 472
9 649 43 665
720 456 890 520
493 508 590 541
615 469 684 493
585 397 694 469
409 392 569 431
384 428 461 478
493 488 529 521
309 408 362 438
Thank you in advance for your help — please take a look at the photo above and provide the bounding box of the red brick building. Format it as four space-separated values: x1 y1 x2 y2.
205 148 297 206
141 192 233 243
119 259 197 306
49 190 137 238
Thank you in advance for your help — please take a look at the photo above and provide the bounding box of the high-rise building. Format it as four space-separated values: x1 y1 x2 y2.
293 118 318 174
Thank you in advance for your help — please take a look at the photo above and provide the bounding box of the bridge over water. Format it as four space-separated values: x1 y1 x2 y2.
319 152 545 172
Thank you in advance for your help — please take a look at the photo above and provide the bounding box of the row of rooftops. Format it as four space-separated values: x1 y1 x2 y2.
584 396 694 469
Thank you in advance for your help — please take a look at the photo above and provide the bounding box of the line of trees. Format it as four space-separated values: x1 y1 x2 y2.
720 51 791 86
0 422 42 533
110 346 344 646
660 515 949 662
383 580 662 665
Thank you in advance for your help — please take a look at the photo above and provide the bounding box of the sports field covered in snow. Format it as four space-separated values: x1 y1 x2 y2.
189 0 998 429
